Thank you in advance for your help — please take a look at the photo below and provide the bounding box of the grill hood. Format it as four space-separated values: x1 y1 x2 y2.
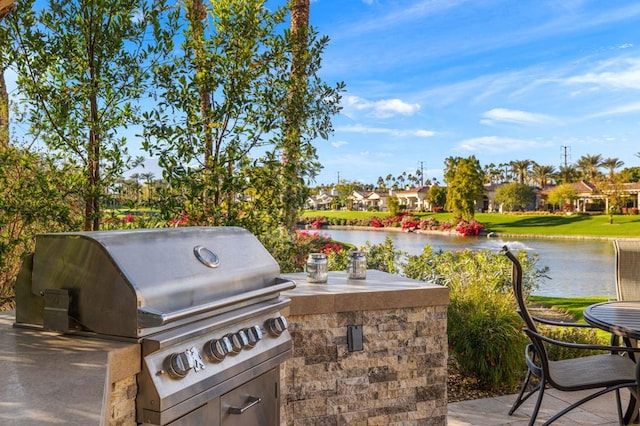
15 227 294 338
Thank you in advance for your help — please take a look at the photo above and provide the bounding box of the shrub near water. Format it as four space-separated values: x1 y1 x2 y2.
403 247 545 390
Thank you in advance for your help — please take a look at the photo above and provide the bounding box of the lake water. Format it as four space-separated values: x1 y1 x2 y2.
322 229 616 297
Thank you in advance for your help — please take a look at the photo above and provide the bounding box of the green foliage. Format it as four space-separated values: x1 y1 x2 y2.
363 237 403 274
426 184 447 209
8 0 162 230
495 182 535 212
444 156 484 220
387 195 400 216
540 326 606 361
448 293 527 389
0 148 79 307
546 184 579 210
142 0 343 235
403 247 548 389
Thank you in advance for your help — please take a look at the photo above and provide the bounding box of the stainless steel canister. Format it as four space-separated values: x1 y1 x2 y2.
346 250 367 280
306 253 328 283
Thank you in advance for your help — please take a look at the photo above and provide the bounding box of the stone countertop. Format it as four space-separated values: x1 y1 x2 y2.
0 311 140 426
282 269 449 315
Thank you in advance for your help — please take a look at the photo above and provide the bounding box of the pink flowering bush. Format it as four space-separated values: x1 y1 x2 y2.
455 219 485 236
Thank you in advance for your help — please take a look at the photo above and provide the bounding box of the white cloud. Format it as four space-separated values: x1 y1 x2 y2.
456 136 548 153
565 58 640 89
337 123 435 137
331 140 348 148
414 129 436 137
344 95 420 118
587 102 640 118
481 108 560 126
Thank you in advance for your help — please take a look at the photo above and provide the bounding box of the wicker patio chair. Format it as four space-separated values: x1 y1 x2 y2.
503 246 640 426
615 240 640 302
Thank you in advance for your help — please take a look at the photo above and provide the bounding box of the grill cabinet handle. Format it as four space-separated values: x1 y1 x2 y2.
229 396 262 415
137 279 296 328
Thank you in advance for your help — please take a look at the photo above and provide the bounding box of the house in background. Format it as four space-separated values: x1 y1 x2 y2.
305 189 334 210
350 190 390 211
393 186 430 211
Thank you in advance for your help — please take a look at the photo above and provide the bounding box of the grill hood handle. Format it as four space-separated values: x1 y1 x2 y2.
137 278 295 328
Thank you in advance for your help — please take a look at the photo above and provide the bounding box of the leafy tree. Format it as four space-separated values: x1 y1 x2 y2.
387 195 400 216
7 0 162 230
426 184 446 210
143 0 343 234
546 184 578 211
494 182 535 212
620 167 640 183
444 156 484 220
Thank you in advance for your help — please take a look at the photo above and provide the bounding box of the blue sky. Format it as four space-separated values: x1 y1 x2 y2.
307 0 640 186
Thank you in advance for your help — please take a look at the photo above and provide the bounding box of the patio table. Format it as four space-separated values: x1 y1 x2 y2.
584 300 640 423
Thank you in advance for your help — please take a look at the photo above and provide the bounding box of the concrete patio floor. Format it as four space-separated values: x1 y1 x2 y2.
448 388 636 425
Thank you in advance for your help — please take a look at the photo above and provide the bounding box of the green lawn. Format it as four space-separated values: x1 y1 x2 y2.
528 295 610 322
303 210 640 238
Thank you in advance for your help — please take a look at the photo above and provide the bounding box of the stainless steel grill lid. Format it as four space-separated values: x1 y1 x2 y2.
16 227 294 338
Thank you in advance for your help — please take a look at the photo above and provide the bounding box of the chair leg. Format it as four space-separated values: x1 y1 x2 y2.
542 385 632 426
528 376 546 426
509 368 540 415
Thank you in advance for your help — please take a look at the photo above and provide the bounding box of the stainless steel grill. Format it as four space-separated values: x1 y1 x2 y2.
14 227 295 425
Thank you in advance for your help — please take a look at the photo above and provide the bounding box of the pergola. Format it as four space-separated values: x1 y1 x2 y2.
0 0 14 20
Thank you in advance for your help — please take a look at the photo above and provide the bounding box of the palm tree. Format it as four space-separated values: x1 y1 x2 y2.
601 157 624 178
576 154 602 181
140 172 155 205
531 163 556 188
510 160 532 184
557 164 579 184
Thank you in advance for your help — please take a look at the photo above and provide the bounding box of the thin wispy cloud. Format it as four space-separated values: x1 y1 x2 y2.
331 140 348 148
565 58 640 89
456 136 550 153
587 102 640 118
481 108 560 126
338 124 434 137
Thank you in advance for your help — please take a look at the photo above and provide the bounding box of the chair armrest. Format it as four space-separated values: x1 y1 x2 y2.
526 327 640 353
531 315 592 328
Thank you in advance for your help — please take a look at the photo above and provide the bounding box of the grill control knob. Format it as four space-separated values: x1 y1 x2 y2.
166 352 191 379
245 325 263 346
204 335 232 362
266 316 288 336
228 330 249 353
165 347 205 379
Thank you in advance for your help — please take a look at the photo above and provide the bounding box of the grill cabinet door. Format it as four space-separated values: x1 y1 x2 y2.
221 368 279 426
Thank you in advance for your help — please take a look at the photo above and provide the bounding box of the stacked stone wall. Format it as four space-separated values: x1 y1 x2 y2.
281 305 448 425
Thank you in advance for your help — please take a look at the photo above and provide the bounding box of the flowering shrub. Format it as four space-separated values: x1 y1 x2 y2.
401 216 420 230
311 219 326 229
440 222 453 231
371 217 384 228
419 217 439 230
456 219 485 236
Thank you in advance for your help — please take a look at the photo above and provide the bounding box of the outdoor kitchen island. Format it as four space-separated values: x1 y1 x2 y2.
280 270 449 425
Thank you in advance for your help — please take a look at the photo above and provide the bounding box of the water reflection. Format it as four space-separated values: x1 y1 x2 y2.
323 229 616 298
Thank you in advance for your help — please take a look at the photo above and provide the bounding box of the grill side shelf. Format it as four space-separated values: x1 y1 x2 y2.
137 279 296 328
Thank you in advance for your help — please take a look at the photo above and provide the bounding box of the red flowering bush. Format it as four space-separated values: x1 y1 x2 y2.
311 218 326 229
455 219 485 236
371 217 384 228
401 216 420 230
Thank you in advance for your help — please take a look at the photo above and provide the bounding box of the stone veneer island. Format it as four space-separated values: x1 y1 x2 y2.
280 269 449 425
